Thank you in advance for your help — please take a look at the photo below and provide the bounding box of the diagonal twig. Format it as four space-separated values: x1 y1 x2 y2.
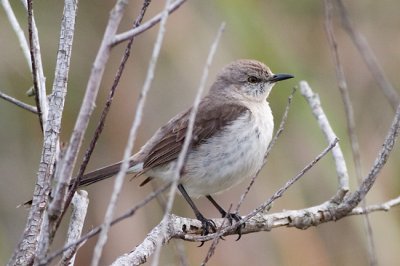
300 81 349 201
1 0 31 69
0 90 38 113
112 0 187 46
152 21 226 266
60 0 152 238
335 0 399 110
91 1 174 265
235 87 296 213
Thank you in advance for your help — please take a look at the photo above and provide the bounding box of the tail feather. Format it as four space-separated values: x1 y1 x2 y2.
79 160 138 187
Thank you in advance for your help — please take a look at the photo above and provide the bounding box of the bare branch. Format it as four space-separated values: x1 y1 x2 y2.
91 1 174 264
42 183 172 265
47 0 128 231
8 0 78 263
112 187 400 264
337 104 400 216
152 22 226 266
335 0 399 110
324 1 377 264
25 0 48 130
60 191 89 266
112 0 187 46
0 90 38 113
1 0 31 69
349 196 400 216
299 81 349 200
31 0 79 261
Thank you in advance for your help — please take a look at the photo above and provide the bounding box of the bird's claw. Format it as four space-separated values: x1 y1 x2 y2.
197 216 217 247
223 212 245 241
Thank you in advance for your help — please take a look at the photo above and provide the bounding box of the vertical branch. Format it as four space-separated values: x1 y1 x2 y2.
335 0 399 110
60 191 89 266
90 0 172 265
8 0 78 265
26 0 48 130
324 1 377 265
35 0 80 260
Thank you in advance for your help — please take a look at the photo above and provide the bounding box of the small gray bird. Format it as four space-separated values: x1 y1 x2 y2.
80 59 293 236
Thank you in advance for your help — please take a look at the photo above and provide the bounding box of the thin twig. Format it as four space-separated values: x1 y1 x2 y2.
349 196 400 216
27 0 45 129
184 138 338 243
299 81 349 200
61 0 151 236
337 104 400 216
335 0 399 110
91 1 174 265
0 90 38 113
112 0 187 46
59 191 89 266
1 0 32 69
324 1 377 264
201 205 231 266
235 87 296 213
152 22 226 266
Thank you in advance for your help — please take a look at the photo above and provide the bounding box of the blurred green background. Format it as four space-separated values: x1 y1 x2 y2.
1 1 399 265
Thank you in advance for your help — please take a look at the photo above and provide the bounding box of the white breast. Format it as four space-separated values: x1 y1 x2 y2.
179 101 274 198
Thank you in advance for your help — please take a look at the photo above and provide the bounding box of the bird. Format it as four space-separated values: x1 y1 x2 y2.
79 59 293 236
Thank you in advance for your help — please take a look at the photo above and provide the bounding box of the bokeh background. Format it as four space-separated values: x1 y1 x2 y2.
1 1 399 265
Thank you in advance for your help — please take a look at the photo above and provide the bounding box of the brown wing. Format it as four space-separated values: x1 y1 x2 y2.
141 100 249 173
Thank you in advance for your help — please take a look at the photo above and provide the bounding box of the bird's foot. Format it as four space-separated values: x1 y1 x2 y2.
196 215 217 247
222 212 245 241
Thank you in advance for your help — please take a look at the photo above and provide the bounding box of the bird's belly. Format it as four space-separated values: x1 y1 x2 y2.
182 115 272 198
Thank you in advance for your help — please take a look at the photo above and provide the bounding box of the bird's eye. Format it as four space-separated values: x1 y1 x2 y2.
247 76 260 83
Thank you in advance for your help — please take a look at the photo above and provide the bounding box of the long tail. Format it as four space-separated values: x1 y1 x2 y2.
20 160 139 207
79 160 138 187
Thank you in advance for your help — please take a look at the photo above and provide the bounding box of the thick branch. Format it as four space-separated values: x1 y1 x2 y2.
112 195 400 265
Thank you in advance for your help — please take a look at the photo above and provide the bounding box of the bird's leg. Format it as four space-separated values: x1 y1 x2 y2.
206 195 245 240
178 184 216 240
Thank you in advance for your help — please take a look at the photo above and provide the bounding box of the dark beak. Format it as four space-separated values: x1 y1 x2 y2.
269 73 294 83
